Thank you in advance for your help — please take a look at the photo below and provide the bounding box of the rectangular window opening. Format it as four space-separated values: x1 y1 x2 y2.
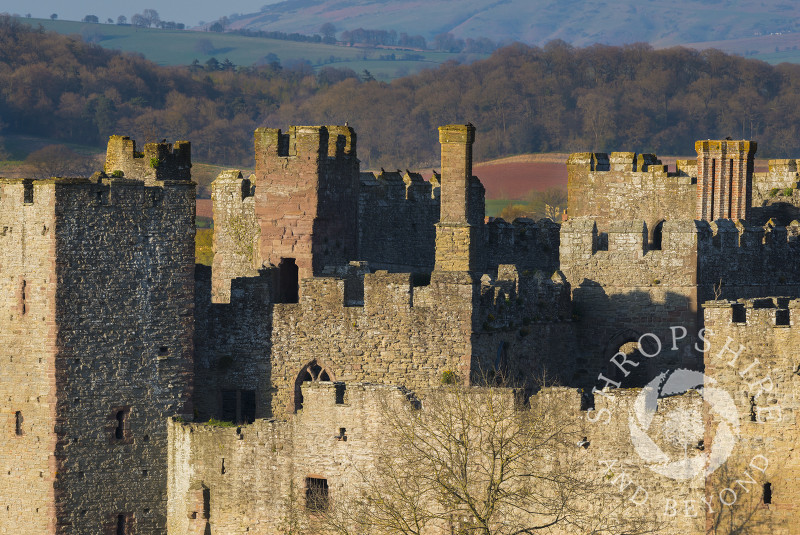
115 512 134 535
776 309 790 326
221 390 237 423
763 482 772 504
732 304 746 324
305 477 329 512
240 390 256 424
14 411 22 436
334 383 346 405
23 182 33 205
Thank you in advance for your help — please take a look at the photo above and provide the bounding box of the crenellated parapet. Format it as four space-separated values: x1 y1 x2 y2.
104 135 191 181
484 217 560 275
254 125 356 166
567 151 697 238
560 217 702 288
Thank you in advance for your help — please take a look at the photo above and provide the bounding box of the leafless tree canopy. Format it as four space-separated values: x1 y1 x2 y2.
25 144 97 179
317 385 661 535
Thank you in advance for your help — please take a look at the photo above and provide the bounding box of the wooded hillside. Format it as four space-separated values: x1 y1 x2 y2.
3 16 800 170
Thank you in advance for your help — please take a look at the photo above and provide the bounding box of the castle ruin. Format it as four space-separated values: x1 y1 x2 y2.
1 125 799 534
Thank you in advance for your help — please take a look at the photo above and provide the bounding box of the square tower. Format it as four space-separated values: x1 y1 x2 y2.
253 126 359 298
0 138 195 534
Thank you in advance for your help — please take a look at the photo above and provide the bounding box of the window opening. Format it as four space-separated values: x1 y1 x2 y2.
278 258 299 303
305 477 329 511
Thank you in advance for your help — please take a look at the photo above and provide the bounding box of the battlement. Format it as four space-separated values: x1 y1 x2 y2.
703 297 799 327
0 175 191 212
254 125 356 163
359 169 439 203
567 151 689 176
562 217 800 259
104 135 191 181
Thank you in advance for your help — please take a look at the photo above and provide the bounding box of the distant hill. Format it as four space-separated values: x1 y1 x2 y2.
231 0 800 48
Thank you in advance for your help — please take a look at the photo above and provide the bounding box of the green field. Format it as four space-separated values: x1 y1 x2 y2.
25 18 469 81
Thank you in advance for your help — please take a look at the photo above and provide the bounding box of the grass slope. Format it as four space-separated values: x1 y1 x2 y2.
235 0 800 62
27 18 467 80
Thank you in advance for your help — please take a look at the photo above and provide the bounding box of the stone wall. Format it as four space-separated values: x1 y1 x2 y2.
210 171 260 303
0 136 196 535
104 136 191 182
560 217 702 383
268 271 477 418
703 298 800 534
567 151 696 241
167 381 706 535
560 217 800 385
194 267 274 423
0 179 59 534
484 217 560 275
357 170 439 273
253 126 359 283
51 175 195 534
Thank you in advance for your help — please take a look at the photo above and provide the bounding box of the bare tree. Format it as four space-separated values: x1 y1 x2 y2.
142 9 160 28
317 384 662 535
25 145 97 179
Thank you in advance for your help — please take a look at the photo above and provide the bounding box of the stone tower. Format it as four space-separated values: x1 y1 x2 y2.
253 126 359 300
434 124 485 272
696 139 756 221
0 138 195 534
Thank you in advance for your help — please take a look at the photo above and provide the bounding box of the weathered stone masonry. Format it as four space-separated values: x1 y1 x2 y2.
4 122 800 535
0 138 195 535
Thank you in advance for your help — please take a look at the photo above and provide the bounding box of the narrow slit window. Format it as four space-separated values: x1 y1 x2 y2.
115 513 133 535
115 411 125 440
14 411 22 436
763 482 772 504
23 182 33 204
111 407 131 442
20 280 26 315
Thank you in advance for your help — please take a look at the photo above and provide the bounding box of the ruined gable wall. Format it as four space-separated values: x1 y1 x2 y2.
567 152 696 239
51 177 195 534
0 180 59 534
703 299 800 534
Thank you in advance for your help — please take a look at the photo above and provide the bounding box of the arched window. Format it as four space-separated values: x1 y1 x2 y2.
293 360 333 412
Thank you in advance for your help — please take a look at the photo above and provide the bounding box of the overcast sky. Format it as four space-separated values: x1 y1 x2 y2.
0 0 281 27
